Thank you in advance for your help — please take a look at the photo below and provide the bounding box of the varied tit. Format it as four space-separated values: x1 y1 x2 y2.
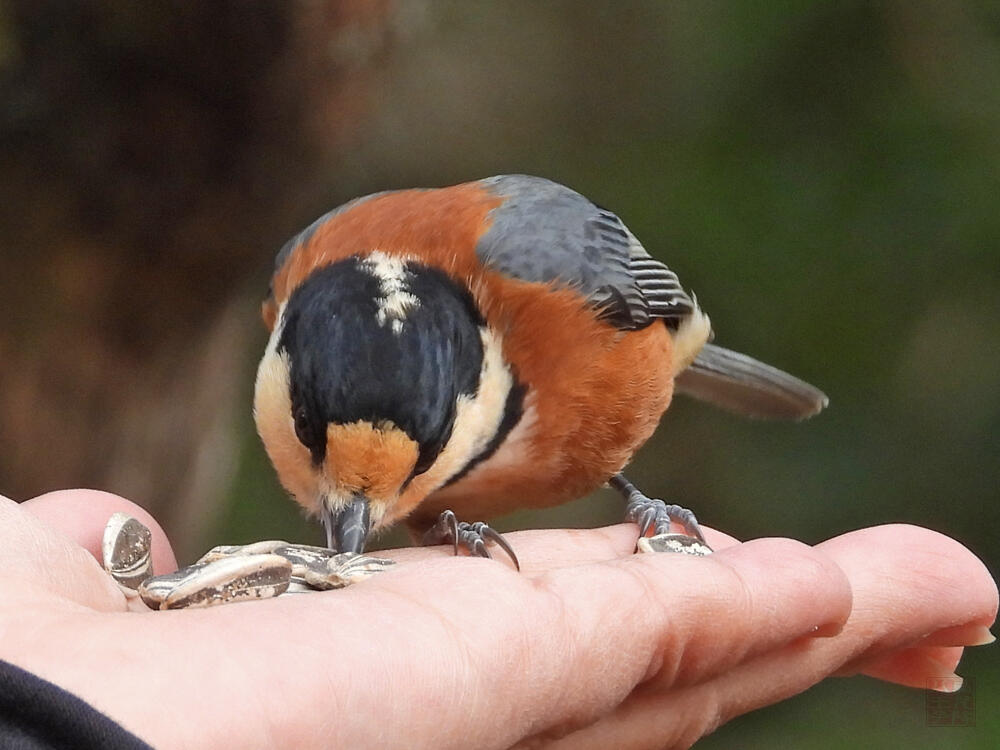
254 175 827 565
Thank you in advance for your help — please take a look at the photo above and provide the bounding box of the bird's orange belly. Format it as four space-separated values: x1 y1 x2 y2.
411 283 675 527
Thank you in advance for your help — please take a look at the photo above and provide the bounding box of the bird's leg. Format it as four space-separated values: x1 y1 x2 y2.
421 509 520 571
610 473 713 556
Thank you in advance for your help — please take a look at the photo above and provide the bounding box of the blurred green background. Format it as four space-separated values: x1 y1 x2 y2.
2 1 997 747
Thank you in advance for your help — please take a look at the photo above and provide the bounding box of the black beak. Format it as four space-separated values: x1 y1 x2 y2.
321 494 371 554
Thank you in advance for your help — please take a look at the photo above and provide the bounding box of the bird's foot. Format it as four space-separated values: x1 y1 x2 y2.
614 475 713 556
422 509 520 570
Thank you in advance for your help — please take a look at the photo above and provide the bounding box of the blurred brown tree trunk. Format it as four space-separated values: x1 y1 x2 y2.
0 0 393 558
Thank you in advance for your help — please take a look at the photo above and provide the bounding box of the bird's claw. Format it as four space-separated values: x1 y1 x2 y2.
622 489 712 554
424 510 520 571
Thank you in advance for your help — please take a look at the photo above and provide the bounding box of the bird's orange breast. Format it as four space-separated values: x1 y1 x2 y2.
405 281 674 526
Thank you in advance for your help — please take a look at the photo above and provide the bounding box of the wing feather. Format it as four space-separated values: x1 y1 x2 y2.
476 175 696 331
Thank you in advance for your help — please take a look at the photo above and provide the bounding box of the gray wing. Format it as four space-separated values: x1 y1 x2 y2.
476 175 694 330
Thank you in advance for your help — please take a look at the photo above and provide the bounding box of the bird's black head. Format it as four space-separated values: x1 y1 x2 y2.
254 252 488 550
280 253 485 469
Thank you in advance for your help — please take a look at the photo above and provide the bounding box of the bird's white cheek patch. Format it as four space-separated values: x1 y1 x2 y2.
361 250 421 333
254 305 320 510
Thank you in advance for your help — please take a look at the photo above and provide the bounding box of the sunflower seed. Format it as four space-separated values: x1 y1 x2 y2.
102 512 153 591
302 552 397 590
139 554 292 610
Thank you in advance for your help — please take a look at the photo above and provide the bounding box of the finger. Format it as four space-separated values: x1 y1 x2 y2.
548 525 997 749
856 646 964 691
717 525 995 695
912 622 994 648
534 537 851 720
819 524 997 663
0 494 124 611
22 489 177 574
344 535 850 749
383 523 740 575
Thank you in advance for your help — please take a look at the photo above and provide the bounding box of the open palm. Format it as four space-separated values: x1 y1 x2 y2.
1 490 995 749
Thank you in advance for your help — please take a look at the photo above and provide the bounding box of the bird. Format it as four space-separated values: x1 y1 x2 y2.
253 175 827 566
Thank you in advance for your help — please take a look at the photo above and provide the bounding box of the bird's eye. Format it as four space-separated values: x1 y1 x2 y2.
293 406 311 446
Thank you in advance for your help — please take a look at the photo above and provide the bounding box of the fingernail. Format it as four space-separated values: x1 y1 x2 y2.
928 673 964 693
915 651 964 692
920 624 996 648
968 626 995 646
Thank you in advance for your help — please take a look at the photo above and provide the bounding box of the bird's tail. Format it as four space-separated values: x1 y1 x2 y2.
674 343 828 420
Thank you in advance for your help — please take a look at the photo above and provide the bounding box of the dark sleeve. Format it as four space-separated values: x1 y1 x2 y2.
0 659 151 750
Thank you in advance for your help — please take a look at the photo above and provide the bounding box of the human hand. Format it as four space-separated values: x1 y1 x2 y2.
1 490 995 749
